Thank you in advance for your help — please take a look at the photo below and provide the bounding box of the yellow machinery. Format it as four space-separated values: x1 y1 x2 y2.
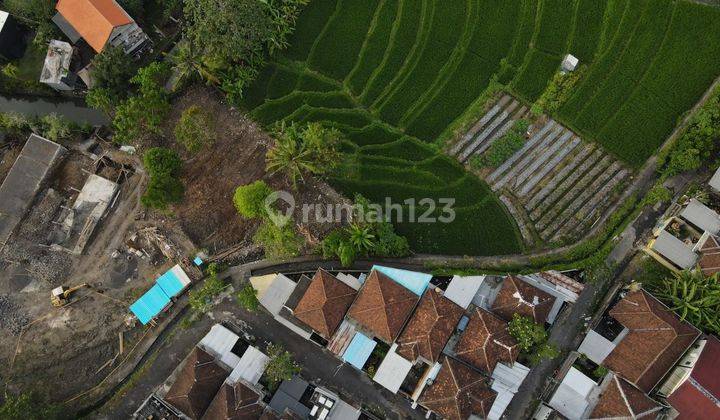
51 283 90 307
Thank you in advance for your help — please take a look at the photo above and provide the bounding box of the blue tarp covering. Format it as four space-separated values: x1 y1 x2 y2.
342 332 376 370
372 265 432 296
130 284 171 325
156 270 184 298
193 256 203 266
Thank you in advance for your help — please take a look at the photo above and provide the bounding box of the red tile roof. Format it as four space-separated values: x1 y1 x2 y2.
418 356 497 420
347 270 419 343
590 374 663 419
165 348 228 419
293 268 357 338
56 0 133 52
396 288 464 364
202 380 264 420
454 307 518 373
699 235 720 276
603 290 700 393
491 276 555 324
667 336 720 419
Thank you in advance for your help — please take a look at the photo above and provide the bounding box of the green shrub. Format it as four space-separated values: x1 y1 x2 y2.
253 222 304 259
534 68 586 115
642 183 672 206
236 284 260 311
472 119 528 168
233 180 274 219
174 105 216 153
141 148 184 209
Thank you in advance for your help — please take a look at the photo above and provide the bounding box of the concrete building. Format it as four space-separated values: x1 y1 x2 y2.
40 40 77 91
0 134 65 246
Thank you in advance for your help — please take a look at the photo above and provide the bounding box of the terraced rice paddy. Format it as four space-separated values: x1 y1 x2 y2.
242 0 720 254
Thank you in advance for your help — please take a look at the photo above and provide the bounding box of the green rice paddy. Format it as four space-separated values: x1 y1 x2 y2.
241 0 720 255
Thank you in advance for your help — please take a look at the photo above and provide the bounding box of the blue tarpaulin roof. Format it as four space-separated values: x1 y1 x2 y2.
156 269 185 298
130 284 171 325
371 265 432 296
193 256 203 266
342 332 376 370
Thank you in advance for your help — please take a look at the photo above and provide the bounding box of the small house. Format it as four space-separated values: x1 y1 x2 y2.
53 0 149 54
562 54 579 72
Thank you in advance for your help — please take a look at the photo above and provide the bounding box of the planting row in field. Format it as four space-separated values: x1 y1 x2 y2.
460 95 630 244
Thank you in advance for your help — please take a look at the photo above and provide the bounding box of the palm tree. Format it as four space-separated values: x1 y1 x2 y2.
349 223 375 252
171 40 220 86
266 122 322 188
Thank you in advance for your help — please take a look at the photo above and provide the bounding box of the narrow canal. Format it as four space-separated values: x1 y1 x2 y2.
0 94 108 125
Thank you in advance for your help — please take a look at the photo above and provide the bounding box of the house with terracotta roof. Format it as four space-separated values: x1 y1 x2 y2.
658 336 720 419
53 0 149 54
202 379 266 420
395 288 464 365
453 307 519 374
547 367 665 419
346 269 420 343
491 275 556 324
163 347 229 419
598 290 700 393
417 356 497 420
293 268 357 339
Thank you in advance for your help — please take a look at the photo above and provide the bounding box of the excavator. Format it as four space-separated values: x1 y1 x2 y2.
51 283 90 307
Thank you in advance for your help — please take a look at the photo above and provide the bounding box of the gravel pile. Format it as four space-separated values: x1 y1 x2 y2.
0 295 30 336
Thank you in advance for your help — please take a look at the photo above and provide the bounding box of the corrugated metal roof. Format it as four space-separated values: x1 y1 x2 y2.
445 275 485 309
578 330 617 365
258 274 296 316
548 367 597 420
342 332 376 370
488 362 530 420
652 231 698 269
129 284 171 324
710 168 720 192
156 265 192 298
198 324 241 370
680 199 720 235
373 344 413 393
371 265 432 296
228 346 270 385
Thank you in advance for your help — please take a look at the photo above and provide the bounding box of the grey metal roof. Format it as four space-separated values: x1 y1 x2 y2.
652 231 698 269
269 377 311 418
710 167 720 192
680 199 720 235
259 274 296 316
51 12 81 43
0 134 65 245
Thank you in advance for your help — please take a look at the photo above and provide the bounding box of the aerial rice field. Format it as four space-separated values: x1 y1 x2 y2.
241 0 720 254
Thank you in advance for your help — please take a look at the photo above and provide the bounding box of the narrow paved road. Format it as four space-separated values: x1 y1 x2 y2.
503 172 695 419
96 292 422 419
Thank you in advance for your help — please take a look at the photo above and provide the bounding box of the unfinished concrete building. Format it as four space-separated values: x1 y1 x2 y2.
0 134 66 246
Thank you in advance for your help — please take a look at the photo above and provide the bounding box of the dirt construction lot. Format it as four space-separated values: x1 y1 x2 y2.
0 88 348 409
